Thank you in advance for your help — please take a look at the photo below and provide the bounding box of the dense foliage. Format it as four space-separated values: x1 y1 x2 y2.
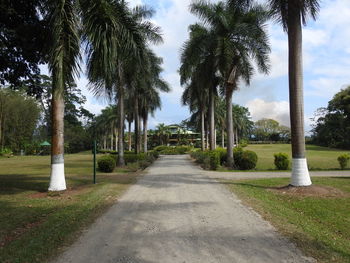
0 0 48 93
251 119 291 142
0 88 41 153
312 86 350 149
97 155 116 173
274 153 290 170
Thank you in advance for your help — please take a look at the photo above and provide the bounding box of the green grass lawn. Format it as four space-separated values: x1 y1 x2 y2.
0 153 139 263
243 144 350 171
224 177 350 263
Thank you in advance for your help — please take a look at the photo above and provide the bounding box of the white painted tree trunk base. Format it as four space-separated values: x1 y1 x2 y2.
291 158 312 186
49 163 67 191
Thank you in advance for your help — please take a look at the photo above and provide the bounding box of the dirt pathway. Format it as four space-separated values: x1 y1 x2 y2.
53 155 314 263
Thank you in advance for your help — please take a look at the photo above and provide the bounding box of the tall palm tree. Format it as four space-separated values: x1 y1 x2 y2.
190 0 270 168
180 23 218 151
181 79 208 151
84 2 162 165
267 0 319 186
138 51 170 153
47 0 80 191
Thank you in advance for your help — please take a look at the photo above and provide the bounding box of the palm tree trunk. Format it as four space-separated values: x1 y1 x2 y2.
214 129 217 149
143 116 148 153
115 127 118 152
110 124 113 151
117 87 125 166
205 119 209 150
128 121 132 151
235 128 239 146
288 9 311 186
221 128 225 148
48 84 66 191
103 135 107 150
209 86 215 150
201 109 205 151
226 86 234 168
134 95 140 154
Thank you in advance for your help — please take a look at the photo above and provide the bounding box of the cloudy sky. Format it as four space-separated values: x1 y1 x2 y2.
76 0 350 131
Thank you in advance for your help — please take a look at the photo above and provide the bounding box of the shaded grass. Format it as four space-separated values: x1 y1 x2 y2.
224 177 350 263
0 153 139 263
243 144 349 171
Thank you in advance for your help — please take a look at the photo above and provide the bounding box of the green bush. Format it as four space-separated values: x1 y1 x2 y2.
208 151 220 170
97 155 116 173
123 153 148 164
153 145 192 155
153 145 168 152
0 148 13 157
337 154 350 170
148 150 159 159
214 147 227 165
236 150 258 170
274 153 290 170
233 147 244 166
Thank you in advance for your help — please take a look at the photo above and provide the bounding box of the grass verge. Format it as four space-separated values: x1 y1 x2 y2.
0 153 140 263
218 144 350 171
223 177 350 263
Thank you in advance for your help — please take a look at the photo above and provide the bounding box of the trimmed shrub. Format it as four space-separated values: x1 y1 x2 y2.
148 150 159 159
237 150 258 170
337 154 350 170
97 155 115 173
0 148 13 157
153 145 168 152
214 147 227 166
123 153 149 164
274 153 290 170
208 151 220 170
233 147 244 166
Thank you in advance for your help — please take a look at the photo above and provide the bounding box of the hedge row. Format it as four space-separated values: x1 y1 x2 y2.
153 145 193 155
97 151 159 173
190 147 258 170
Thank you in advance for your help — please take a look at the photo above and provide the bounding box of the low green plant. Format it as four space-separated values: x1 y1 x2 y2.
153 145 168 152
237 150 258 170
274 153 290 170
97 155 116 173
214 147 227 165
337 154 350 170
0 148 13 157
208 151 220 170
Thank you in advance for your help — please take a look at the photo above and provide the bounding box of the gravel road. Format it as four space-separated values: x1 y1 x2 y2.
53 155 314 263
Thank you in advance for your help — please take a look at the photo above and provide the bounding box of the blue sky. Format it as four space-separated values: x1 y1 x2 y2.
75 0 350 132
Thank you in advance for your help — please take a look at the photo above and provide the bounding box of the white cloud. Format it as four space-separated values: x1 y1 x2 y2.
307 78 348 99
246 99 290 126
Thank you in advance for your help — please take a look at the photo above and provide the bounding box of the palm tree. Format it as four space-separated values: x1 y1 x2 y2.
267 0 319 186
190 1 270 168
84 3 162 165
47 0 80 191
138 51 170 153
181 80 208 151
180 24 218 151
216 97 226 148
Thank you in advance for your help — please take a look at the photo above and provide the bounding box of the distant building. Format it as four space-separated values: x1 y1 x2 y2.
167 124 200 146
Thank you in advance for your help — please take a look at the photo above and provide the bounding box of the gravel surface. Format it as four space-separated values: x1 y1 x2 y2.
53 155 315 263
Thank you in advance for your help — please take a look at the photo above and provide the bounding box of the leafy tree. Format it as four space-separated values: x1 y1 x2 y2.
0 88 41 152
252 118 290 142
267 0 320 186
312 86 350 149
0 0 48 92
